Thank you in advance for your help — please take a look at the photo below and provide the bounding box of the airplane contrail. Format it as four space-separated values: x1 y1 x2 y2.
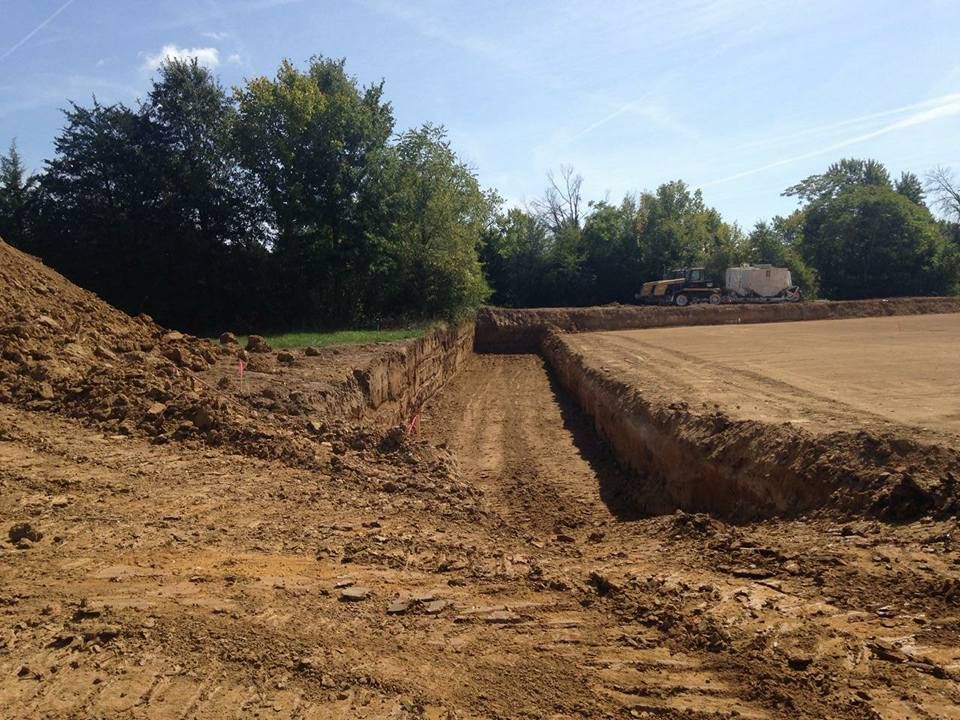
0 0 79 63
703 93 960 187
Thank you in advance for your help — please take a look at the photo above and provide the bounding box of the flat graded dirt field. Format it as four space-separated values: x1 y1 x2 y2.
563 314 960 445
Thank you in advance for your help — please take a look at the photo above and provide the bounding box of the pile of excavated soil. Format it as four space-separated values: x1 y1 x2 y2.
0 240 452 476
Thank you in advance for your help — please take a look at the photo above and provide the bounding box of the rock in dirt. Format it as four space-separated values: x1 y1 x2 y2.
277 351 295 364
484 610 522 624
424 599 450 614
17 665 41 680
246 335 272 353
37 315 61 331
94 345 118 362
340 587 371 602
146 402 166 418
9 523 42 543
387 599 411 614
304 346 321 357
219 332 238 345
192 406 216 431
787 654 814 671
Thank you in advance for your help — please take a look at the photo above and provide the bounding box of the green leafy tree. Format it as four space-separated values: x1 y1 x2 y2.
384 124 496 320
636 180 743 285
784 158 891 203
748 218 818 297
0 140 36 248
481 208 551 307
579 198 642 304
894 171 925 206
234 57 395 324
32 61 271 332
800 184 956 298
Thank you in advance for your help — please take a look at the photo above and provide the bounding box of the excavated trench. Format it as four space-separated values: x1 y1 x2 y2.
458 300 960 522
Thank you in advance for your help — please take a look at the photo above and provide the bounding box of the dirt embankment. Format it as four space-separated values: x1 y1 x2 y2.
0 239 470 464
475 297 960 352
542 327 960 521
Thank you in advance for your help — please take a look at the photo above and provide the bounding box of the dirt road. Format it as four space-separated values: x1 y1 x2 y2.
563 314 960 445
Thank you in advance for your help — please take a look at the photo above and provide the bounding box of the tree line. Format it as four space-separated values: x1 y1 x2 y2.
1 57 959 333
481 160 960 307
0 58 495 333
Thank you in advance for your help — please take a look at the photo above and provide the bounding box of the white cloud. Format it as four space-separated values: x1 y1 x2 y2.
201 31 229 41
226 53 243 65
141 44 221 71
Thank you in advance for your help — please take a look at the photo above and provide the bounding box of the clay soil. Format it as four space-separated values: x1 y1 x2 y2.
562 314 960 446
3 354 959 718
3 241 960 718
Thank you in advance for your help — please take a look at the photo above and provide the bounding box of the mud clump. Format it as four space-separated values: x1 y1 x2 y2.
8 523 42 544
246 334 272 353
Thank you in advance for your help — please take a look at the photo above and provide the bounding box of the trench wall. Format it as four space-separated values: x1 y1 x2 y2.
475 296 960 352
472 298 960 519
539 326 959 520
350 321 475 423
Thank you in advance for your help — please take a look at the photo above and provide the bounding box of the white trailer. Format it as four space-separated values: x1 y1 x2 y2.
723 264 801 303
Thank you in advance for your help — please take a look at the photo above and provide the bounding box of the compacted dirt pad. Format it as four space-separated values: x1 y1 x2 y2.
563 314 960 442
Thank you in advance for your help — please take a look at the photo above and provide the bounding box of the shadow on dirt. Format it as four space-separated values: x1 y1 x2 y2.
544 369 650 521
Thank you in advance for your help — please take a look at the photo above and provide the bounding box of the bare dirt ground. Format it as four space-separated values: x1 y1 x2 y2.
562 314 960 446
5 355 960 719
3 241 960 718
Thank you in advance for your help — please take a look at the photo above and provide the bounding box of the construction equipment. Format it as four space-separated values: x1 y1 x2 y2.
636 264 801 306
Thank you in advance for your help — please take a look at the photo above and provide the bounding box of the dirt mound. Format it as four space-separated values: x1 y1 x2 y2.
0 239 478 503
0 242 361 467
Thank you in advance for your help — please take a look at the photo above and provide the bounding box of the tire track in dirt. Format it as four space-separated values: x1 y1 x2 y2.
420 353 960 719
419 355 786 718
421 354 633 532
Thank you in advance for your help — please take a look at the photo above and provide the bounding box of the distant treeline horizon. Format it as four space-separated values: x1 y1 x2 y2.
1 57 958 334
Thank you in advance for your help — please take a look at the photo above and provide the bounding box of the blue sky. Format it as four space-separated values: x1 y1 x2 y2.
2 0 959 227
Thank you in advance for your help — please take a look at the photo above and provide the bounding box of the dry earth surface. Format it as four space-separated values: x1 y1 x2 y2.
2 241 960 718
562 315 960 445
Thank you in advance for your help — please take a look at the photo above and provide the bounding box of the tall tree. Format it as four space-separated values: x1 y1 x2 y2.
926 166 960 222
531 165 583 234
784 158 891 203
894 171 925 206
800 184 955 298
32 61 271 332
481 208 551 307
234 57 395 325
579 198 642 304
748 218 818 297
383 124 497 320
0 139 37 249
